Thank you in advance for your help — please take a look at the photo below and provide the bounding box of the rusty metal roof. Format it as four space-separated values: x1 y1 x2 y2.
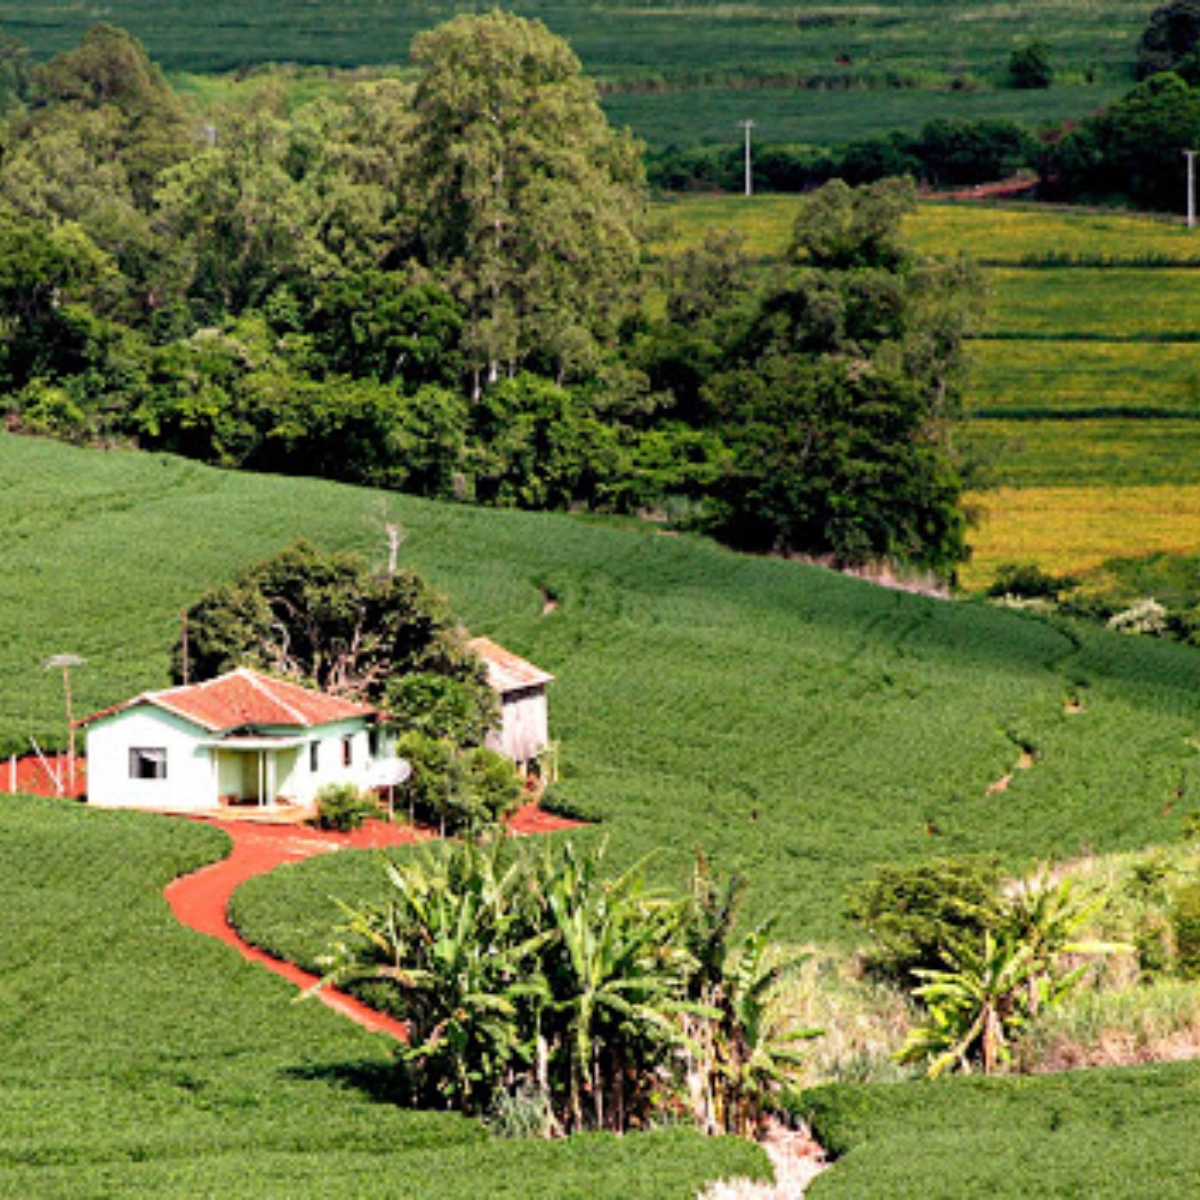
467 637 554 694
82 668 376 733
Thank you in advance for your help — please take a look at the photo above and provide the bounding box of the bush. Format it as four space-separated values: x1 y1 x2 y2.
1172 881 1200 978
312 783 378 832
987 561 1077 601
396 732 522 835
1007 41 1055 90
845 856 1001 986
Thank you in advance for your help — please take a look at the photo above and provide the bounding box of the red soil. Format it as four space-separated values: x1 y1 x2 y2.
8 753 583 1040
164 818 423 1039
2 752 86 798
164 805 581 1039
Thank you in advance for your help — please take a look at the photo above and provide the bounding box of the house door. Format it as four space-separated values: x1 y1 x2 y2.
240 753 265 804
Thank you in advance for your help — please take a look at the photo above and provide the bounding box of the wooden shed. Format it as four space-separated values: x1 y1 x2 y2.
468 637 554 772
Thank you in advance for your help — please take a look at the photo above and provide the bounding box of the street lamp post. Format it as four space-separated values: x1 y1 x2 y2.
738 119 756 197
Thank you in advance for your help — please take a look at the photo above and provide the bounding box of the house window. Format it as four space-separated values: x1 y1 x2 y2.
369 728 380 758
129 747 167 780
342 736 353 767
309 742 319 772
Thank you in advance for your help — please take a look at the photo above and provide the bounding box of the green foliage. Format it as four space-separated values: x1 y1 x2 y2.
1170 881 1200 978
1007 40 1055 90
1139 0 1200 80
845 857 1002 986
0 796 766 1196
174 537 486 705
384 671 497 747
895 872 1120 1076
395 733 521 836
318 839 808 1135
405 11 646 388
1042 72 1200 211
312 782 377 832
690 179 979 572
986 562 1077 601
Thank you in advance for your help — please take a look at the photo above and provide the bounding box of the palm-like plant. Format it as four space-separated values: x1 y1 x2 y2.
537 841 694 1132
682 857 817 1135
317 840 551 1114
896 870 1126 1077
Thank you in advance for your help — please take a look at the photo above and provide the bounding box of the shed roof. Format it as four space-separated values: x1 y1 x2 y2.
468 637 554 694
82 668 376 734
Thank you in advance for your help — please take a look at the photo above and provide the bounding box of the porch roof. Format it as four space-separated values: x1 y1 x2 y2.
200 735 310 752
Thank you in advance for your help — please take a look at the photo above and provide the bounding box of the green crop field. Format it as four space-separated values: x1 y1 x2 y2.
968 341 1200 417
7 434 1200 950
985 268 1200 341
802 1062 1200 1197
0 795 764 1197
0 0 1145 148
602 81 1129 151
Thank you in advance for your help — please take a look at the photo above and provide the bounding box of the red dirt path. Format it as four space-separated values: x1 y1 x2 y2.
7 754 582 1039
163 802 582 1040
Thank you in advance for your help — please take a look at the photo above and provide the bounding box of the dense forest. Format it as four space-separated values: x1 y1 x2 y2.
0 16 983 575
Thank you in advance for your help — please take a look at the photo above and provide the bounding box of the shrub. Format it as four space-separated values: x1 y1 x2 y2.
1172 881 1200 978
396 732 522 835
1007 41 1055 90
845 856 1001 986
312 783 377 832
986 561 1076 601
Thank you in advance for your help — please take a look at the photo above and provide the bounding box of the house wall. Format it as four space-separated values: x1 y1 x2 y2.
87 710 399 812
488 687 549 768
288 719 376 804
86 706 216 811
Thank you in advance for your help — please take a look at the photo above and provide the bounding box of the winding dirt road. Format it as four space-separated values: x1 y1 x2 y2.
163 804 581 1039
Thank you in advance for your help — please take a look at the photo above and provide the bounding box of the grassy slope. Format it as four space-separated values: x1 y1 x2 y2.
656 196 1200 586
0 795 764 1197
803 1062 1200 1197
7 434 1200 951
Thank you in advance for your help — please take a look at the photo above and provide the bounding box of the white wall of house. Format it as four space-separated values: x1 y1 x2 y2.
87 706 216 811
489 687 550 768
87 710 397 811
293 719 376 804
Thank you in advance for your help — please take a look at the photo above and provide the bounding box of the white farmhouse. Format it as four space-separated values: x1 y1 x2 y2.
81 668 406 813
468 636 554 772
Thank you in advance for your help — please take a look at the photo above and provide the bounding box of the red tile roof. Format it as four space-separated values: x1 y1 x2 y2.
468 637 554 694
82 669 376 733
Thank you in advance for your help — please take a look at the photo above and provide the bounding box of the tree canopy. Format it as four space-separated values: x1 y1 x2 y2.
0 18 981 579
174 538 486 705
404 11 646 392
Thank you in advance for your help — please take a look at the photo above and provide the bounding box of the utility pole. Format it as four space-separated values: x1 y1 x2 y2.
45 654 84 795
1186 150 1198 228
738 119 756 197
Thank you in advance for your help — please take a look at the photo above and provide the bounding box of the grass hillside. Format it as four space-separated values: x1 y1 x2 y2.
1 0 1141 146
6 433 1200 947
0 794 765 1197
657 196 1200 587
802 1061 1200 1197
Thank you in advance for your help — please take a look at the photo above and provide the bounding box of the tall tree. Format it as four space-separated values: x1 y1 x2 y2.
403 11 646 393
173 538 487 704
699 179 980 574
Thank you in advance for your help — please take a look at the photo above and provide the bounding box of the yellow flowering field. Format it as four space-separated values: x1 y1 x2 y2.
962 484 1200 588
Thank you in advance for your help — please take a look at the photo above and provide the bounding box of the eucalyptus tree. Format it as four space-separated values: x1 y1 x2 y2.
403 11 647 395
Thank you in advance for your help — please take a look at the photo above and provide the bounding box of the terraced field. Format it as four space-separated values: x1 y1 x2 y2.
657 195 1200 587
